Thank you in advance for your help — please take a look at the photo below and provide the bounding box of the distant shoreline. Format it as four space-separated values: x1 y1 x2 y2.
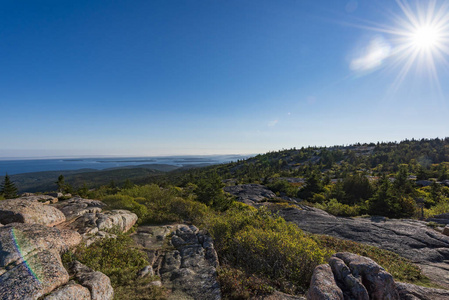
0 155 253 176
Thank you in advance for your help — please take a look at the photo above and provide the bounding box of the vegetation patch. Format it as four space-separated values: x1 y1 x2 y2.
204 204 331 294
63 233 167 300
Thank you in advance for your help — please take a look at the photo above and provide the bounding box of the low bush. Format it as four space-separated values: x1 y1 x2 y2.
424 198 449 218
63 233 166 300
100 184 209 224
316 198 361 217
205 204 330 293
218 265 275 299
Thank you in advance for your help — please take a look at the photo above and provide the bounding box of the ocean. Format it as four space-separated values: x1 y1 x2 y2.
0 155 250 175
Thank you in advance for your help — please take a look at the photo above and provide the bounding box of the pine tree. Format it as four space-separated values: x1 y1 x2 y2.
1 174 18 199
55 175 66 193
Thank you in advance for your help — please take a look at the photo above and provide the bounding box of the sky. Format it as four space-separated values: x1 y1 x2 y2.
1 0 449 158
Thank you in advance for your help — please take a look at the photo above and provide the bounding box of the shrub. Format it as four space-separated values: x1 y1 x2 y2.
63 233 166 300
316 198 361 217
218 265 274 299
205 205 330 293
102 194 148 219
100 184 209 225
424 198 449 218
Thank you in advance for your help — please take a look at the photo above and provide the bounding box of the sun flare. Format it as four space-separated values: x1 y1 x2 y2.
384 0 449 89
350 0 449 90
411 25 442 50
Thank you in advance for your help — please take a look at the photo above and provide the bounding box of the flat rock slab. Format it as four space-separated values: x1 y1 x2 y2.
396 282 449 300
0 198 66 227
277 206 449 288
224 184 276 206
132 225 175 250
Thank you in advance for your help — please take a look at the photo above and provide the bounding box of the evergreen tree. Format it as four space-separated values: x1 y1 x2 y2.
1 174 18 199
195 172 224 206
55 175 66 193
297 171 323 200
123 179 134 189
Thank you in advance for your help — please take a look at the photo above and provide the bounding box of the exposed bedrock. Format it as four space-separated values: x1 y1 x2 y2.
277 206 449 289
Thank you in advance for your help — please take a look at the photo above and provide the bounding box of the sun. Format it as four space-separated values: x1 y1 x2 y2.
411 25 442 50
381 0 449 89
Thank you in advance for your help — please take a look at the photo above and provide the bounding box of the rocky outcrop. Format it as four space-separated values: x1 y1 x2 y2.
20 194 58 204
331 252 398 299
0 223 82 300
224 184 276 206
277 206 449 288
0 195 126 300
0 198 66 227
427 212 449 225
132 224 221 300
43 280 91 300
308 253 449 300
307 264 343 300
54 198 137 246
52 198 106 220
67 261 113 300
161 225 221 300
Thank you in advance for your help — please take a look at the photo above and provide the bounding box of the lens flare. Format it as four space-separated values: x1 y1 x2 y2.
10 227 42 284
347 0 449 91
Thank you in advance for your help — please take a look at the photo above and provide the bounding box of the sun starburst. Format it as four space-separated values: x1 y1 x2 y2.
386 0 449 89
348 0 449 91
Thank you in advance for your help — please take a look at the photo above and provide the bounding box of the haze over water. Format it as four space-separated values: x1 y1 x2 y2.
0 155 249 175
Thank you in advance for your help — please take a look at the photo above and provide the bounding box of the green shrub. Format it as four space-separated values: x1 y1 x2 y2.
424 198 449 218
205 205 330 293
63 234 166 299
100 184 209 225
102 194 148 219
316 198 361 217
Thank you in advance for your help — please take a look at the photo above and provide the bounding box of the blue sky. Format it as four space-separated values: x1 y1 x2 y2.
1 0 449 158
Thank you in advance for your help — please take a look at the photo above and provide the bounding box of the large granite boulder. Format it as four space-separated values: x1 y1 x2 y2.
307 264 343 300
67 261 113 300
0 198 66 227
332 252 399 300
0 223 82 300
43 280 91 300
308 252 449 300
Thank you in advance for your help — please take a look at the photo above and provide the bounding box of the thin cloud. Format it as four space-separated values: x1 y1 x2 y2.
350 36 391 72
268 120 279 127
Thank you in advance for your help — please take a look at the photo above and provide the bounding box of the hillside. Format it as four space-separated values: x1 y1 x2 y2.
10 164 178 193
